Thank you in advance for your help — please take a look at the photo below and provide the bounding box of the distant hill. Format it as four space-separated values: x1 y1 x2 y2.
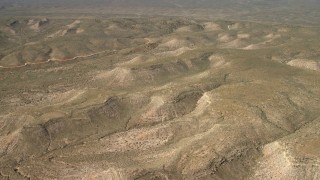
0 0 319 25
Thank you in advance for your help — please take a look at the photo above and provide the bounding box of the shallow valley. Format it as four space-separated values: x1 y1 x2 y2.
0 15 320 179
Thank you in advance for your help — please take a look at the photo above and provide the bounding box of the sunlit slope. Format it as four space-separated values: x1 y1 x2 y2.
1 17 319 68
0 17 319 179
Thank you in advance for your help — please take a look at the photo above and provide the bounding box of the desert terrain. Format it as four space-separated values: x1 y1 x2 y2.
0 1 320 179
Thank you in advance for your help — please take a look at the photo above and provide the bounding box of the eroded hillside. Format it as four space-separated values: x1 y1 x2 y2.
0 17 319 179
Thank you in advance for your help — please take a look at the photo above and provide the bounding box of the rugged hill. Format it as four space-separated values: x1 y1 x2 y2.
0 16 319 179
